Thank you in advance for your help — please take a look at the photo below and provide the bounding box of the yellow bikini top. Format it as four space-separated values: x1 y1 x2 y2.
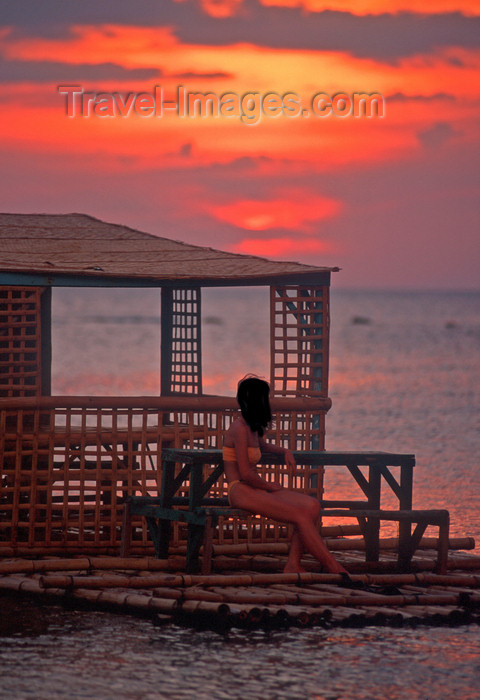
222 445 261 464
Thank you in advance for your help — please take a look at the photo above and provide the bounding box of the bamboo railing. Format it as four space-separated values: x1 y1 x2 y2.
0 395 330 555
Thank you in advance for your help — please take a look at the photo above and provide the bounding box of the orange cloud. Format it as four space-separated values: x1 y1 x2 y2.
207 192 341 231
1 26 478 173
5 25 480 99
198 0 243 17
260 0 480 15
1 77 473 175
178 0 480 15
232 236 335 257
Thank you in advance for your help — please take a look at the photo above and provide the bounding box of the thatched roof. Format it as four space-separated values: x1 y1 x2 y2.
0 213 336 286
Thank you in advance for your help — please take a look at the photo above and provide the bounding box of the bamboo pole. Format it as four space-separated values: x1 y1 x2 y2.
0 558 92 575
90 557 180 571
167 535 474 558
151 587 183 600
166 526 364 555
322 524 362 537
190 571 347 587
270 585 351 607
0 395 331 412
72 588 180 615
0 547 177 560
326 607 361 621
210 586 293 606
39 573 187 589
183 589 224 603
0 556 180 575
177 599 231 617
209 543 290 556
446 556 480 570
23 563 480 591
0 575 66 598
324 536 475 552
357 606 417 622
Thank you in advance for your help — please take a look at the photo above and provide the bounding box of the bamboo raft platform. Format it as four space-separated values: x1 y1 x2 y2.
1 541 479 631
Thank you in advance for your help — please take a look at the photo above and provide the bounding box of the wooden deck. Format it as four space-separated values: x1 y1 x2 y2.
1 544 479 631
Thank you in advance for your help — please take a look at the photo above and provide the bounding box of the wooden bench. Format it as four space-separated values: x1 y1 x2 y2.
120 448 450 574
122 494 249 573
321 508 450 574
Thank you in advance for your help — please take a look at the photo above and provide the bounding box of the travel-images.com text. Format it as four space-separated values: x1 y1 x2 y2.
58 85 385 124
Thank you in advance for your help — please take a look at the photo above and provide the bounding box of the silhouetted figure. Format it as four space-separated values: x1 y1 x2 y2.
223 375 347 574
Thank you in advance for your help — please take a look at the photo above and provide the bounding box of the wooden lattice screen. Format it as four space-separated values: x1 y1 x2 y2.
162 287 202 395
0 397 329 555
0 286 46 398
270 285 330 398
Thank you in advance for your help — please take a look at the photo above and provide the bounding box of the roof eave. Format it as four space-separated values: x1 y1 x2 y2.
0 267 338 288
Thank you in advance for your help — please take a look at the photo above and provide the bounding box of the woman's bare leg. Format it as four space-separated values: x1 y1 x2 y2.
230 485 347 574
274 490 340 573
284 529 306 573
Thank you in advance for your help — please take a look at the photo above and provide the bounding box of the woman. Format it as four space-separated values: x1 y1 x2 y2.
222 375 348 574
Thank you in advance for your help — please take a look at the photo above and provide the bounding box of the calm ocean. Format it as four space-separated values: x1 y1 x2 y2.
1 289 478 699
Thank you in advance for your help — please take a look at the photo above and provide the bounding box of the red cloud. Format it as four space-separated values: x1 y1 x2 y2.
208 192 341 232
259 0 480 15
198 0 243 17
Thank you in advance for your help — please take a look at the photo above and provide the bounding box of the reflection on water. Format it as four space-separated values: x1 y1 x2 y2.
1 595 479 700
327 291 480 546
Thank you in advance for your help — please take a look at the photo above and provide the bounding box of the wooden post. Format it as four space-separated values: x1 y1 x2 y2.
436 511 450 574
157 453 177 558
162 287 203 396
40 286 52 397
364 463 381 562
398 457 414 571
160 287 173 396
201 514 215 575
186 458 205 572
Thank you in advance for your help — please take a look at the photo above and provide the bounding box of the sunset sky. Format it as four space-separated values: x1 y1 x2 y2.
1 1 479 288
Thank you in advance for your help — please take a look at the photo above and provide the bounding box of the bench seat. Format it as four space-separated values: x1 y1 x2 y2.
121 497 450 575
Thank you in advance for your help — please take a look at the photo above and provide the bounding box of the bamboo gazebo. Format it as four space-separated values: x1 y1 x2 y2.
0 212 337 557
2 213 479 629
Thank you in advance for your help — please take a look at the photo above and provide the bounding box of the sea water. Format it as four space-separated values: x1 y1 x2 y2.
1 289 478 699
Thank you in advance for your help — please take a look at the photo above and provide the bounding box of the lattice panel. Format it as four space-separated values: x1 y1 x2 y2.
0 287 43 397
270 285 330 398
0 403 237 554
0 403 323 554
171 287 202 394
270 409 326 451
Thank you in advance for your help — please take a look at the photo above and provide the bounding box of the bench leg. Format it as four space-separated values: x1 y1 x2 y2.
145 517 163 558
359 515 380 562
157 519 171 559
397 519 414 571
186 523 205 573
201 515 215 575
436 514 450 574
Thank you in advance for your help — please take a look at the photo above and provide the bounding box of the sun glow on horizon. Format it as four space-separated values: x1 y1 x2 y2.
207 192 342 231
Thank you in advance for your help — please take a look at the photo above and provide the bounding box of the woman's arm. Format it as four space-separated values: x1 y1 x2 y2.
259 437 296 475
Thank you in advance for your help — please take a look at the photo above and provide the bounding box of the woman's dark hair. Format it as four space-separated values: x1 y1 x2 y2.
236 375 272 436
